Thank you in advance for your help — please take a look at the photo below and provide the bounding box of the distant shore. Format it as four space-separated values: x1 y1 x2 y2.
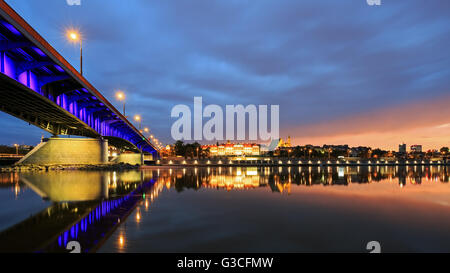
1 158 447 173
153 157 449 167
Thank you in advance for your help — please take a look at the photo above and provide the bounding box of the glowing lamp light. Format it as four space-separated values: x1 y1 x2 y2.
115 91 125 101
136 212 141 222
67 31 79 41
119 235 124 247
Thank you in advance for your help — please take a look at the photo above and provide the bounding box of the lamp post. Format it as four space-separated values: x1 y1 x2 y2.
134 115 141 130
14 144 18 155
115 91 126 117
67 30 83 75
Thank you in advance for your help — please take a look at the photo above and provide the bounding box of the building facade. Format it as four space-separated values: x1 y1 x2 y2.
399 143 407 153
410 145 422 153
202 141 260 156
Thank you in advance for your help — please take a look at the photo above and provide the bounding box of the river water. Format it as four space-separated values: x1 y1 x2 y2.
0 165 449 253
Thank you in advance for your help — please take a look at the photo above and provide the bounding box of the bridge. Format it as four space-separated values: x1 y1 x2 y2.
0 1 158 164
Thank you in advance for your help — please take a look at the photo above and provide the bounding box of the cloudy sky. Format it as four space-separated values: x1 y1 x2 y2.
1 0 449 150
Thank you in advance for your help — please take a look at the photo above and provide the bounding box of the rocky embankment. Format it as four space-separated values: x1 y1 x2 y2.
0 162 140 172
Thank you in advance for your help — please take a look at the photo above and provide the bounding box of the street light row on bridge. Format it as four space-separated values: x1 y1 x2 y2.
119 95 163 151
65 29 163 151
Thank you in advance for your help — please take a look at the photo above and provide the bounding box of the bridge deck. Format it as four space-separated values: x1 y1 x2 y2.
0 1 157 155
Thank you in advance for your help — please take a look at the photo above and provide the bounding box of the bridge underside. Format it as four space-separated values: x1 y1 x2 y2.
104 136 141 153
0 72 98 137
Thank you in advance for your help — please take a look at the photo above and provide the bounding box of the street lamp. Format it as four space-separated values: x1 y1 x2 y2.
67 30 83 75
115 91 126 116
144 127 149 133
14 144 18 155
134 115 141 129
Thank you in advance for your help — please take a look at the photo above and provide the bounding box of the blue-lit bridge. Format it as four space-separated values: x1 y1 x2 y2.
0 1 158 162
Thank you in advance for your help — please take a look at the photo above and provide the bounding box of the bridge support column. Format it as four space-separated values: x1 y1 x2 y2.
101 138 108 163
112 153 143 165
17 137 109 165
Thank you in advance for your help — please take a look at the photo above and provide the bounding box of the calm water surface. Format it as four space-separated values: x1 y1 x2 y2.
0 166 449 252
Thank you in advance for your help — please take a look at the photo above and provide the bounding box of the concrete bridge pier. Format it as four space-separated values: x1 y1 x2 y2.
17 137 109 165
110 152 144 165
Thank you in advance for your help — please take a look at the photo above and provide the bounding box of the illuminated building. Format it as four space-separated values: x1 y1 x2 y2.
278 136 292 148
411 145 422 153
202 141 260 156
399 143 407 153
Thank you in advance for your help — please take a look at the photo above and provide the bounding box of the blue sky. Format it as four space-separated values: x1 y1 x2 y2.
1 0 449 149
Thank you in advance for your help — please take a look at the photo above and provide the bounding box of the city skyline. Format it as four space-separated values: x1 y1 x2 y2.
0 0 448 151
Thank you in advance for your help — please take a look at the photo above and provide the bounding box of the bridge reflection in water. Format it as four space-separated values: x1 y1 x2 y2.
0 165 448 252
0 170 159 252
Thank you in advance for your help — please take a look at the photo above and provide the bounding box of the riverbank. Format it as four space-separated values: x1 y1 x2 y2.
0 162 140 172
154 158 449 167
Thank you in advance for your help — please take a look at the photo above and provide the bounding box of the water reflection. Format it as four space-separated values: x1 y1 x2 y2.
0 165 448 252
158 165 449 193
0 170 159 252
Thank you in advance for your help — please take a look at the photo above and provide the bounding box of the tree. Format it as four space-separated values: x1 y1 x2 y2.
174 140 185 156
201 147 210 158
440 147 449 155
185 145 194 159
371 148 386 158
292 146 302 157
